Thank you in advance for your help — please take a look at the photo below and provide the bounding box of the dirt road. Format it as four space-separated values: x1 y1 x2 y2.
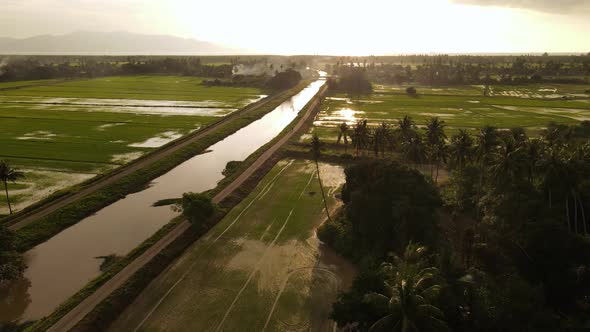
46 83 327 332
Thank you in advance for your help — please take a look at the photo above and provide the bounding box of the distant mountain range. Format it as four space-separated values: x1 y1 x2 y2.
0 31 242 55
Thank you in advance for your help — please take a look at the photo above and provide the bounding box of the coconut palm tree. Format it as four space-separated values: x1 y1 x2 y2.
372 122 391 158
336 122 350 153
431 143 448 184
398 115 417 145
351 120 370 155
364 243 449 332
474 125 499 218
0 161 24 215
536 146 564 209
310 134 332 222
425 118 447 179
489 137 527 186
449 129 473 171
402 135 427 168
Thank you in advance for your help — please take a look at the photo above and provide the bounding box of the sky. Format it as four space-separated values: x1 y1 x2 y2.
1 0 589 55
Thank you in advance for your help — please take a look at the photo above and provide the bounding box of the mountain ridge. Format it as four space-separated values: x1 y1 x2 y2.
0 31 241 55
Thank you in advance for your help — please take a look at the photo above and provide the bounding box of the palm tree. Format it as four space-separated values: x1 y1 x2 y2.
372 122 390 158
311 134 332 223
364 243 449 332
536 147 563 209
398 115 417 145
449 129 473 171
489 137 527 187
475 125 499 218
425 118 447 179
431 144 448 184
509 127 528 147
336 122 350 153
352 119 370 155
0 161 24 215
402 135 427 168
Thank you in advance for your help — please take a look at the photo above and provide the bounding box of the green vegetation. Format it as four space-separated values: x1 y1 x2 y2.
318 117 590 330
364 243 448 332
312 88 590 143
11 82 306 251
177 192 216 226
327 67 373 94
265 69 302 90
0 76 262 102
0 225 25 282
0 75 265 213
105 159 345 331
0 161 24 215
328 54 590 85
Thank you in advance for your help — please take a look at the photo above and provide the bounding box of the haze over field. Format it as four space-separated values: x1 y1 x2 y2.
1 0 589 55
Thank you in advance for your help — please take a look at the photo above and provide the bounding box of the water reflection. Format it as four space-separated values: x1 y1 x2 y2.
0 279 31 323
6 79 326 322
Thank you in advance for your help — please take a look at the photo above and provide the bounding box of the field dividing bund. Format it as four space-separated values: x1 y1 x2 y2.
20 80 326 331
0 76 265 215
108 159 355 332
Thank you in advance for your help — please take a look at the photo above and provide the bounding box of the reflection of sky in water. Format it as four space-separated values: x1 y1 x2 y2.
315 108 365 126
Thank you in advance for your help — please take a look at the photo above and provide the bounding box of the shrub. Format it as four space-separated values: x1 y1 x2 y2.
178 193 216 226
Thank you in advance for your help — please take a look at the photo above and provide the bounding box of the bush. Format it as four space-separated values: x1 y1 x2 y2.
222 161 242 177
178 193 216 226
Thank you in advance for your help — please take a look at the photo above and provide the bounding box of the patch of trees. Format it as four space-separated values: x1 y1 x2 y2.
320 119 590 331
319 160 441 259
0 56 233 82
328 54 590 86
328 67 373 94
265 69 302 90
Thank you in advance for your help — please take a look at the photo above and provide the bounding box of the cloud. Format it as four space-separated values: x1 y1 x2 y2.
450 0 590 13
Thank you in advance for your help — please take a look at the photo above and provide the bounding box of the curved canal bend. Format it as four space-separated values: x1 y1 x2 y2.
0 78 326 323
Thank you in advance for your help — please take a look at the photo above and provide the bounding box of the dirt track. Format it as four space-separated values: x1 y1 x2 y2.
46 82 327 332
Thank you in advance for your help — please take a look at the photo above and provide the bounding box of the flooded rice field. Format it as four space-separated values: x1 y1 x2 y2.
108 159 356 331
0 79 325 323
0 95 258 117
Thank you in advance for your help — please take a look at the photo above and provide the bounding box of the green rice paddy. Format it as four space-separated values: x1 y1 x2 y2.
310 83 590 141
0 76 265 214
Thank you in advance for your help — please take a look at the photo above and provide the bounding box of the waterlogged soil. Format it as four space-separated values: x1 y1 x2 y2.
108 160 356 332
311 86 590 142
0 170 95 215
0 96 243 117
0 80 325 323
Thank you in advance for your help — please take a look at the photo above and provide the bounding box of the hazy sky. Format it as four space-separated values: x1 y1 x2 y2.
1 0 589 54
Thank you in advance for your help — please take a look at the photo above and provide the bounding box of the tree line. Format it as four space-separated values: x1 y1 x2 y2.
0 57 234 82
328 55 590 86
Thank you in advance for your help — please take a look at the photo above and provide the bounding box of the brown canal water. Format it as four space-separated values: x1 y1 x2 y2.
0 79 326 323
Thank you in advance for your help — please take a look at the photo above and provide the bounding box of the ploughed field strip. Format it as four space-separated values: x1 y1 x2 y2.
109 159 352 332
310 84 590 141
0 76 265 214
